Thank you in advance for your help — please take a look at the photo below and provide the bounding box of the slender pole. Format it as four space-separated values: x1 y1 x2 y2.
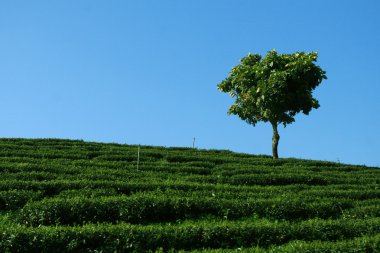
137 145 140 171
193 137 196 148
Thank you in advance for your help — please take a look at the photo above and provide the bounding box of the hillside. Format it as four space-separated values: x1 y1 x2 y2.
0 138 379 252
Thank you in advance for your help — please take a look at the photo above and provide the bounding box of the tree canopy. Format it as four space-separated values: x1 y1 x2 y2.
217 50 327 158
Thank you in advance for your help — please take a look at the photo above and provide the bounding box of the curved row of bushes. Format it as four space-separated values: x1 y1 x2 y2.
189 234 380 253
1 218 380 252
18 194 353 226
1 183 379 214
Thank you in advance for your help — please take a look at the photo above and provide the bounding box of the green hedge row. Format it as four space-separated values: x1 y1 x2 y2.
0 171 58 181
0 179 303 196
55 188 119 198
0 190 42 210
1 218 380 252
3 167 379 188
17 194 353 226
343 201 380 218
1 178 378 206
189 234 380 253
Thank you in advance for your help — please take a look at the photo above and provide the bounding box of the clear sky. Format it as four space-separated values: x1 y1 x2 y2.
1 1 379 167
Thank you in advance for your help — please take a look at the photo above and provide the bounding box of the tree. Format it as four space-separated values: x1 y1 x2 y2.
217 50 327 159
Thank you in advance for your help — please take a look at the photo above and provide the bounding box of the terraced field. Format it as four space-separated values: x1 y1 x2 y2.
0 138 379 252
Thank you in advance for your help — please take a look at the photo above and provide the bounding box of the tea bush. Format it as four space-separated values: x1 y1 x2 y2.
0 138 379 252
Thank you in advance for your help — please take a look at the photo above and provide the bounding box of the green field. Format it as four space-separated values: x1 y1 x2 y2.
0 138 379 252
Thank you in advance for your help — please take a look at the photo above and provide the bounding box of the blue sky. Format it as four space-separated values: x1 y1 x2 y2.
0 1 379 166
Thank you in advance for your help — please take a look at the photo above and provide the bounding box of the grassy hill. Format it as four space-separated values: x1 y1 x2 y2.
0 138 379 252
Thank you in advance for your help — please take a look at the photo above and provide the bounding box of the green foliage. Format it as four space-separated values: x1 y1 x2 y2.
217 50 327 126
0 138 379 252
188 234 380 252
217 50 327 158
0 190 42 210
17 193 353 226
0 218 380 252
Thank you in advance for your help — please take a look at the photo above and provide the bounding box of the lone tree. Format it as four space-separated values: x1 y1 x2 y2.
217 50 327 159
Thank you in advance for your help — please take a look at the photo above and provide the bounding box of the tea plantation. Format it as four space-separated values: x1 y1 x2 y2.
0 138 379 252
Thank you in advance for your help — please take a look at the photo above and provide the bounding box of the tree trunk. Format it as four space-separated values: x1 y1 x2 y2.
271 122 280 159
